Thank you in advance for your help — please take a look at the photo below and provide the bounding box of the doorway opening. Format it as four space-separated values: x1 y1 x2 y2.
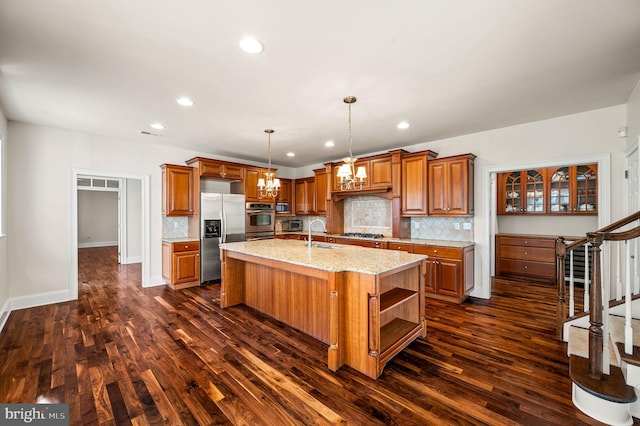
70 169 150 300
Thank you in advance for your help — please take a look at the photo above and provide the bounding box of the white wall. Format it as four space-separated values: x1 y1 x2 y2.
126 178 142 262
6 122 206 300
3 103 631 304
77 191 118 247
628 80 640 146
0 105 8 323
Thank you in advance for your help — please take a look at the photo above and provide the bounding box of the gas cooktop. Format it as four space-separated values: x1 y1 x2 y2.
340 232 385 239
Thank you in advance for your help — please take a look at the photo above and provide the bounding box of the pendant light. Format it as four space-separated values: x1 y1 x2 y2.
337 96 367 191
257 129 280 198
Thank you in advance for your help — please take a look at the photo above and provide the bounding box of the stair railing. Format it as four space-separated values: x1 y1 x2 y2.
557 211 640 339
557 211 640 377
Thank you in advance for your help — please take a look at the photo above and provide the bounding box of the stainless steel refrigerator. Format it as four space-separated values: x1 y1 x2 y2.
200 193 246 283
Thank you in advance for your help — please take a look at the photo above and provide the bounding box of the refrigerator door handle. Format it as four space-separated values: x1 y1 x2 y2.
221 210 226 243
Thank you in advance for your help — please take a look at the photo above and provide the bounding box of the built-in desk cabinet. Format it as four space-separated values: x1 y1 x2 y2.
161 164 195 216
495 234 557 283
162 241 200 289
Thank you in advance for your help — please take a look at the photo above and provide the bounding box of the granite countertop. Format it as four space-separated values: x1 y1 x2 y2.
276 231 474 248
162 237 200 243
219 239 427 275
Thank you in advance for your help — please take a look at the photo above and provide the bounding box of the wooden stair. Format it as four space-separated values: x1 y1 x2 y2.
570 355 636 403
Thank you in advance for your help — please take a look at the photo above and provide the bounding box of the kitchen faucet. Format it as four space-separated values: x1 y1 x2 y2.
307 219 327 248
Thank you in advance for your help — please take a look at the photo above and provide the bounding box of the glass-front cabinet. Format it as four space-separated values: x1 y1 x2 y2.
500 169 545 214
498 163 597 215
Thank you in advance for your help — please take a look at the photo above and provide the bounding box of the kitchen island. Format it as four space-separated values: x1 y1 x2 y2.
219 238 427 379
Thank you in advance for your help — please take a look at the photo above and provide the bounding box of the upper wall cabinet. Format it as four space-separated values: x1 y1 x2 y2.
428 154 475 216
547 164 597 214
161 164 195 216
498 163 597 215
400 151 438 216
499 169 546 215
186 157 244 180
331 154 392 192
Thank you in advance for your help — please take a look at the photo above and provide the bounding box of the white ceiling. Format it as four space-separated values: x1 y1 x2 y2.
1 0 639 168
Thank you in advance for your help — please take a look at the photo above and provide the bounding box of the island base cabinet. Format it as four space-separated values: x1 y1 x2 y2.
342 262 426 378
220 247 426 379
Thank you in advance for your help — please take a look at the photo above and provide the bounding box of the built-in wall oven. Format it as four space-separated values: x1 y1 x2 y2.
245 202 275 240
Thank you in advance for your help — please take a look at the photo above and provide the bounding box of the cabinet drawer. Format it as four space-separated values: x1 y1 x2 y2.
388 242 413 252
413 245 462 259
499 259 556 281
500 245 555 263
172 242 200 252
498 236 556 249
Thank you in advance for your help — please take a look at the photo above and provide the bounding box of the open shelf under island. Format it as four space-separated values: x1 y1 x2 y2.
219 239 428 379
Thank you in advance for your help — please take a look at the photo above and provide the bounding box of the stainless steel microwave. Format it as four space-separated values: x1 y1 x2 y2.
276 202 290 214
282 219 303 232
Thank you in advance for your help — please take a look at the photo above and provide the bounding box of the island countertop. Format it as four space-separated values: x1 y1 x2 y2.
219 238 427 275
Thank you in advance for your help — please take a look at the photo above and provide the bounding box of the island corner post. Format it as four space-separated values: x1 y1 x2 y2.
219 240 427 379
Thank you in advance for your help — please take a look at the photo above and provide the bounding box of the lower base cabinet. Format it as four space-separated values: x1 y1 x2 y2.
412 245 475 303
162 241 200 289
495 234 557 283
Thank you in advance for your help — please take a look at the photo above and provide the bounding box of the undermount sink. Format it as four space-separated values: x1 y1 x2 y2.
309 243 342 249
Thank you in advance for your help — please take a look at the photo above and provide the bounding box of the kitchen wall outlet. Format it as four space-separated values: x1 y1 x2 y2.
463 223 472 230
174 222 179 228
414 222 420 229
454 223 460 230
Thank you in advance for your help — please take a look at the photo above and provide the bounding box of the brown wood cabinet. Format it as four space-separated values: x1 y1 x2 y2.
186 157 244 180
401 153 428 216
314 168 328 215
412 244 475 303
162 241 200 289
547 164 597 215
329 237 388 249
232 167 280 202
495 234 556 283
498 169 546 214
498 163 597 215
331 153 393 192
428 154 475 216
161 164 195 216
295 177 316 215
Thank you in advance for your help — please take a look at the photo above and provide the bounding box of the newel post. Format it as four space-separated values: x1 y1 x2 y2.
586 232 604 380
555 237 567 340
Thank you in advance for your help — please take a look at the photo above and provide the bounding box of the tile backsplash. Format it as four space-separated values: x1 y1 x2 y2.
163 216 189 238
344 196 393 236
410 217 473 242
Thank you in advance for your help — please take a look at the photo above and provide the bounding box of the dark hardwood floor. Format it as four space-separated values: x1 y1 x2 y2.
0 247 610 425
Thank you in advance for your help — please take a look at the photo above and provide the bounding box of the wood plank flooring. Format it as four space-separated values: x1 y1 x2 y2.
0 247 614 425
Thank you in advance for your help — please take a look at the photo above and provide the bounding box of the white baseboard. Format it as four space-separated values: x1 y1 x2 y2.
123 256 142 264
146 275 168 288
10 289 72 311
78 241 118 248
0 299 10 334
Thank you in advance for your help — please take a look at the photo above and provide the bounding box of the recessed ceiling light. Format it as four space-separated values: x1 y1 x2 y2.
325 140 335 147
397 121 410 129
286 152 295 157
150 123 165 130
176 97 194 107
239 37 264 54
